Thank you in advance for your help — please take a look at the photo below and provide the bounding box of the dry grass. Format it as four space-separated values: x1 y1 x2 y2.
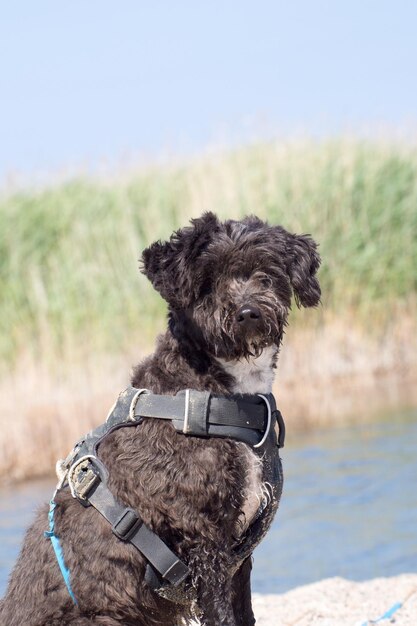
1 312 416 483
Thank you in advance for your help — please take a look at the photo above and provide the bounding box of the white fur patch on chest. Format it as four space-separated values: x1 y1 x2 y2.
216 344 277 394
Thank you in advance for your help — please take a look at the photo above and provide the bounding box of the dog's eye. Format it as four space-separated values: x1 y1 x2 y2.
260 277 273 288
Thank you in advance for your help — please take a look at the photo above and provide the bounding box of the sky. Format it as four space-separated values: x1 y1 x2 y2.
1 1 416 183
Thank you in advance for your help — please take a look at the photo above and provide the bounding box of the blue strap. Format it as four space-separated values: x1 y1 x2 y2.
360 601 402 625
44 499 78 605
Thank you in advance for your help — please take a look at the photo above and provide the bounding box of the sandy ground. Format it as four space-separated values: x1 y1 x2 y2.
252 575 417 626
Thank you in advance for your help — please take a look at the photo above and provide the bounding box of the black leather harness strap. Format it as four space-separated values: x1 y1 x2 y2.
67 455 189 586
56 386 285 597
133 389 281 448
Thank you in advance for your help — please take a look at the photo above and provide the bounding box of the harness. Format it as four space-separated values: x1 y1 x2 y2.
46 386 285 604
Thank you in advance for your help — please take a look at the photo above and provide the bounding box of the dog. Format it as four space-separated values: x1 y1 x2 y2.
0 213 320 625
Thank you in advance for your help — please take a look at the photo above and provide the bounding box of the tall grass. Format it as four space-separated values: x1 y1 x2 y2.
1 138 417 481
1 138 416 370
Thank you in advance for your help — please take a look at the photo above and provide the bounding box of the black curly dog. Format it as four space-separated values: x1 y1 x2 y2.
0 213 320 625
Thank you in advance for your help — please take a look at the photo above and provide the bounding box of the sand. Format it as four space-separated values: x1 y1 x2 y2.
252 574 417 626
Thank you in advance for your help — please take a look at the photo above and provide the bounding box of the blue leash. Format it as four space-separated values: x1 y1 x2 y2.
44 499 78 605
360 600 402 625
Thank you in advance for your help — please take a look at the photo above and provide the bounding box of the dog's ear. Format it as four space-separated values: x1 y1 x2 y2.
281 230 321 307
141 212 220 307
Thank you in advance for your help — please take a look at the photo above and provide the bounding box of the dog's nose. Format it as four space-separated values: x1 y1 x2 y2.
236 305 261 326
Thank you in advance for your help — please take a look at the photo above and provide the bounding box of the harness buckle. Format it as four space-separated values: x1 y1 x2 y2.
253 394 272 448
181 389 210 436
128 388 150 421
68 456 101 504
274 408 286 448
183 389 191 433
112 508 142 541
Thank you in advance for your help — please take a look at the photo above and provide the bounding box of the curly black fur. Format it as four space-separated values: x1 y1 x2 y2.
0 213 320 626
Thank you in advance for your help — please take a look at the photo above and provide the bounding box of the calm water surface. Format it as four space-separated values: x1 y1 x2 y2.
1 410 416 596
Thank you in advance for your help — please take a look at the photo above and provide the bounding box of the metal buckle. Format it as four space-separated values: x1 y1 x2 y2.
274 408 285 448
68 455 101 502
181 389 210 436
254 394 272 448
182 389 191 433
112 508 142 541
129 388 150 421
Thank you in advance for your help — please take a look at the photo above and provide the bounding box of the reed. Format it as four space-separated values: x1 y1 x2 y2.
1 138 416 371
1 137 417 481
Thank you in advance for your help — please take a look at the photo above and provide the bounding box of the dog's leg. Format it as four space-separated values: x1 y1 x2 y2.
231 557 256 626
197 584 236 626
188 544 237 626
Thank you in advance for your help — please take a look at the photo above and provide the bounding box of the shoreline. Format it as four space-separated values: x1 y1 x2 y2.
1 364 416 484
0 316 416 483
252 574 417 625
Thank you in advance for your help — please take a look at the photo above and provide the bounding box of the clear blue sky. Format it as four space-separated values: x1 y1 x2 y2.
1 1 416 183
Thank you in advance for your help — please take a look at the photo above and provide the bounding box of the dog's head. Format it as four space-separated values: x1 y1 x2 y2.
142 212 320 360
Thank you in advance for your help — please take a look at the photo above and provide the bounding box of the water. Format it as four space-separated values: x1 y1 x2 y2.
0 477 54 595
1 411 416 597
